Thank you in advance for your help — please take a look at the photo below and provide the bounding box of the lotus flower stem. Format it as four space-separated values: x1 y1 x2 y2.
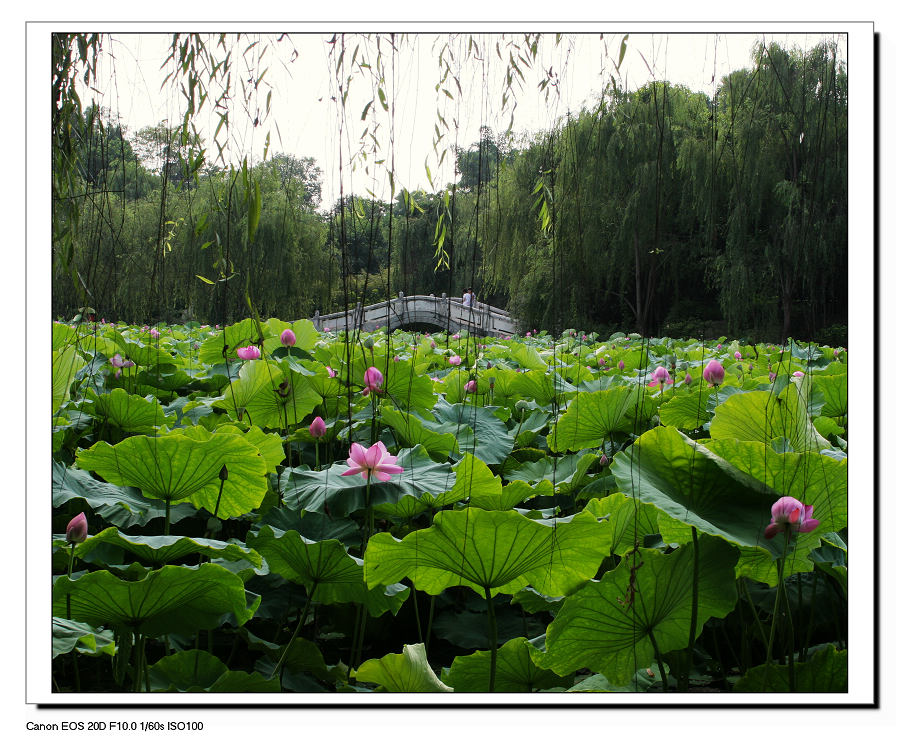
763 530 792 689
273 580 318 684
485 586 498 693
681 526 700 691
646 626 669 692
410 581 423 644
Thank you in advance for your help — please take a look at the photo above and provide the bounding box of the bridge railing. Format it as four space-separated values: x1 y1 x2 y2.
311 292 516 336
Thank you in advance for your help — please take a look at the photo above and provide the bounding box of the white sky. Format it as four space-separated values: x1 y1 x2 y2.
84 29 846 209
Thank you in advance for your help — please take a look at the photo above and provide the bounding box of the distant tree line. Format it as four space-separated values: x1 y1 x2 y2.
52 40 847 343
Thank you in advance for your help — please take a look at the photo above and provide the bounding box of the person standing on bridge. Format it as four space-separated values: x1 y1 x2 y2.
462 288 472 307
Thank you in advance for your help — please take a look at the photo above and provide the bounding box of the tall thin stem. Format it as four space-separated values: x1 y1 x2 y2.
273 580 318 683
485 586 498 693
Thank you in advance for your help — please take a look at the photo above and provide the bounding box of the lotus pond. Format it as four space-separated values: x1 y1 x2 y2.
50 318 849 695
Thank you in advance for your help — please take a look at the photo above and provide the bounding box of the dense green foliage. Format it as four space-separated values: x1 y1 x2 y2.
52 36 847 343
51 321 849 694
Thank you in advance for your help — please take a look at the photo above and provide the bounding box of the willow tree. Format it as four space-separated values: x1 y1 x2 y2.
714 41 848 340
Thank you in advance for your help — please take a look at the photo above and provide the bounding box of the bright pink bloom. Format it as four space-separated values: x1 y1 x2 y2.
453 333 460 340
716 343 722 350
526 332 531 337
793 371 805 377
652 366 669 385
309 416 326 439
430 341 436 349
326 366 336 378
764 497 820 540
323 327 331 332
684 373 693 385
618 360 625 371
734 351 742 361
109 353 124 368
364 366 384 392
703 359 725 386
66 512 88 544
237 345 261 360
769 371 777 382
393 355 400 362
448 355 462 366
597 357 605 366
464 379 477 394
150 328 160 339
341 441 404 482
280 329 296 347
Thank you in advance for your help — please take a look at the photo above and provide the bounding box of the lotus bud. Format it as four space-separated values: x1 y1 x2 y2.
364 337 374 350
309 416 327 439
66 512 88 544
464 379 477 394
448 355 462 366
598 453 609 468
364 366 384 392
280 328 296 347
618 360 625 371
237 345 261 360
702 359 725 386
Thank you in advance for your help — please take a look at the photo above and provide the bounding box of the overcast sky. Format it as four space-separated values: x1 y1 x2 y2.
84 30 846 208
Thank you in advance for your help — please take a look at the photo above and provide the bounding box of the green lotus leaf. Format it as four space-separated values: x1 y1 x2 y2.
213 359 323 430
431 399 514 465
53 322 78 351
214 423 286 472
505 341 548 371
52 564 258 636
533 535 739 685
511 370 576 407
492 480 556 511
709 380 830 451
548 387 656 451
504 451 599 495
732 644 847 692
53 617 116 658
73 526 263 567
814 374 848 420
198 318 265 364
441 453 502 507
85 389 175 433
148 650 281 692
372 357 437 414
246 525 408 617
584 493 659 556
280 445 455 517
53 347 85 413
442 636 570 692
610 426 784 553
379 405 459 460
75 431 269 519
354 642 453 692
659 389 713 430
52 461 198 527
364 507 607 598
264 317 319 352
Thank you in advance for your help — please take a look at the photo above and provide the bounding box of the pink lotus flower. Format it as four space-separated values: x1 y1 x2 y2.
764 497 820 539
453 333 460 340
598 454 609 468
464 379 477 394
237 345 261 360
734 351 742 361
703 359 725 386
597 357 605 367
341 441 403 482
393 355 400 362
150 328 160 339
769 371 777 382
793 371 805 377
323 327 331 332
526 332 531 337
652 366 669 385
364 366 383 393
326 366 336 378
66 512 88 544
280 328 296 347
430 341 436 349
309 416 327 439
684 373 692 385
109 353 124 368
448 355 462 366
716 343 722 350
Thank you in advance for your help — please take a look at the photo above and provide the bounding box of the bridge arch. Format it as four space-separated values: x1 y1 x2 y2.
311 293 517 337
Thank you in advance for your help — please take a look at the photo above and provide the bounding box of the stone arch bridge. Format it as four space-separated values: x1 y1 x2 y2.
311 293 517 337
